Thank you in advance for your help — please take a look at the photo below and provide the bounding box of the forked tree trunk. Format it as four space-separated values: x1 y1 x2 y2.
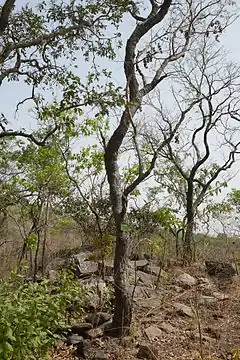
111 227 132 337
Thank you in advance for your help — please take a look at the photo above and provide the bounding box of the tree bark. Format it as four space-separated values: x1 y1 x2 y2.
111 226 132 337
183 181 194 263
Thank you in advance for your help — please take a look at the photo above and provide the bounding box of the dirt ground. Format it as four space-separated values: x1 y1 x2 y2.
50 263 240 360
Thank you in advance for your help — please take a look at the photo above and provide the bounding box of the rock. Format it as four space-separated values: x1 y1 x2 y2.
86 312 112 327
87 327 104 339
144 325 162 341
137 343 158 360
131 259 149 271
194 333 216 343
102 259 114 276
143 265 168 279
48 269 59 281
127 284 152 300
176 273 197 287
213 292 229 300
159 322 175 333
94 350 109 360
205 261 236 279
66 334 83 345
70 323 93 336
74 252 92 262
69 254 98 278
199 295 217 305
79 261 98 277
137 271 157 287
173 302 194 317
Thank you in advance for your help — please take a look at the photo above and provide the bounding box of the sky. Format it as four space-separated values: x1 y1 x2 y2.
1 0 240 211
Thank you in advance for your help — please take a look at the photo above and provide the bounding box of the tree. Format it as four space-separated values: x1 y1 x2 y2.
0 0 128 143
150 38 240 263
104 0 236 335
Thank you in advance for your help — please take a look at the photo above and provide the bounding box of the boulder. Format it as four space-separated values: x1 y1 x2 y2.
199 295 217 305
102 259 114 276
94 350 109 360
213 292 229 300
143 265 167 279
173 302 194 317
159 322 175 333
205 261 236 279
70 323 93 336
137 271 157 287
144 325 162 341
86 312 112 327
130 259 149 271
69 254 98 279
87 327 104 339
66 334 83 345
48 269 59 281
127 284 153 300
176 273 197 287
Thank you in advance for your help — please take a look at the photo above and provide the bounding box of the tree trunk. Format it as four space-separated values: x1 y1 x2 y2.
183 181 194 263
33 231 41 281
111 226 132 337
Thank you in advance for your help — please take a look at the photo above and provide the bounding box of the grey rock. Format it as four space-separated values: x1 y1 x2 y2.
137 343 158 360
94 350 109 360
69 253 98 278
131 259 148 271
70 323 93 336
87 327 104 339
173 302 194 317
199 295 217 305
86 312 112 327
143 265 167 278
137 270 157 287
74 252 92 262
176 273 197 287
102 259 114 276
159 322 175 333
66 334 83 345
144 325 162 341
213 292 229 300
48 270 59 281
127 285 153 299
79 261 98 276
205 261 236 279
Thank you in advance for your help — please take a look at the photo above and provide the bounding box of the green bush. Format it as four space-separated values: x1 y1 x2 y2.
0 271 87 360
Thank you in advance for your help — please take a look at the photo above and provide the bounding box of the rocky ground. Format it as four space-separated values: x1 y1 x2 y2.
48 253 240 360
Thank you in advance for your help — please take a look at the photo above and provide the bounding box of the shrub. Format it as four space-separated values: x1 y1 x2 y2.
0 270 87 359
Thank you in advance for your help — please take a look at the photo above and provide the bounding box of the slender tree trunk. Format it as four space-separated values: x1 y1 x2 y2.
33 231 41 281
183 181 194 263
111 225 132 337
41 198 49 276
